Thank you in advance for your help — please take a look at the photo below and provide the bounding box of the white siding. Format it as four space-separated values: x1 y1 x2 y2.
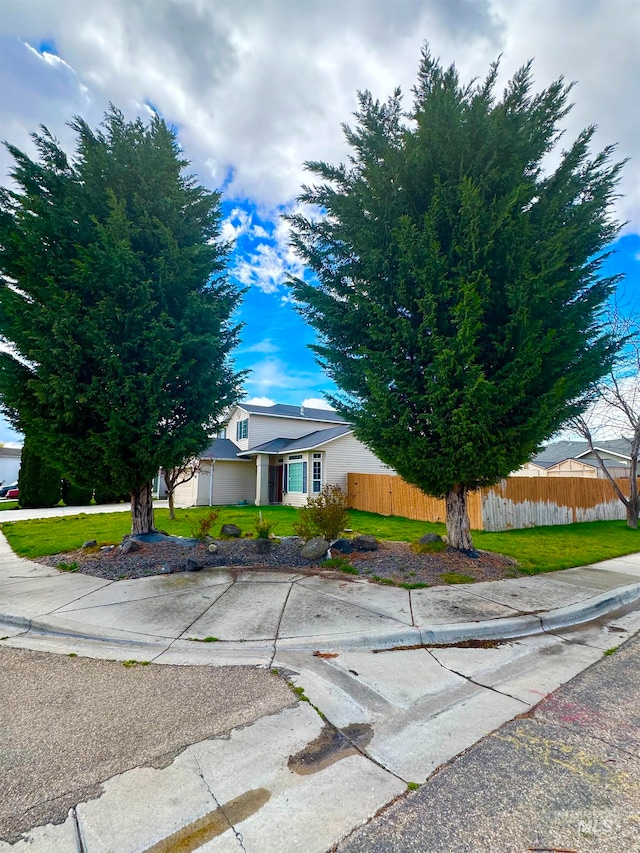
173 461 255 507
0 455 21 485
173 468 199 507
209 461 256 506
247 414 345 448
226 407 251 451
323 434 394 495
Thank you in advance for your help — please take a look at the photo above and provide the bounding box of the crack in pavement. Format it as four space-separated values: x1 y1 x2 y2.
424 646 531 706
269 580 296 668
192 752 247 852
71 806 86 853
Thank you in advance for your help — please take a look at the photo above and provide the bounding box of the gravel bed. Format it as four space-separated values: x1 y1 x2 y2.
40 536 520 586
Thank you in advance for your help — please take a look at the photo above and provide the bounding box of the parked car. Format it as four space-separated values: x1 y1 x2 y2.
0 481 18 498
5 487 19 499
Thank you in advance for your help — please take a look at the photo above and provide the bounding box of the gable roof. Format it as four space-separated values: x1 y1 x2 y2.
238 424 353 457
236 402 347 424
531 438 633 468
201 438 250 461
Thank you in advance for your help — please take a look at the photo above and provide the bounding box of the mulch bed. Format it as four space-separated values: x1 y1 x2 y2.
39 536 521 588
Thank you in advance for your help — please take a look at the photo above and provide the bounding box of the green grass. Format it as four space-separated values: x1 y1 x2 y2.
0 504 638 576
441 572 476 584
0 501 19 511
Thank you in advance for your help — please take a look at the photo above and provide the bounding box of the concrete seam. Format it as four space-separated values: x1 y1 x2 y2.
148 582 236 662
70 806 86 853
425 646 530 706
192 752 246 851
294 581 412 627
269 582 294 668
408 589 415 627
46 579 116 616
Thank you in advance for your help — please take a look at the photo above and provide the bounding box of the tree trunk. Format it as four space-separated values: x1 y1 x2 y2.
168 489 176 522
445 484 474 551
627 500 639 530
130 481 155 535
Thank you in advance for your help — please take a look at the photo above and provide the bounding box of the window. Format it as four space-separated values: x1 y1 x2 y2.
312 453 322 493
286 455 307 493
236 418 248 441
217 426 227 439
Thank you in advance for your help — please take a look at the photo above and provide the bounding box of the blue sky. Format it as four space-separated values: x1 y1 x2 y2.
0 1 638 444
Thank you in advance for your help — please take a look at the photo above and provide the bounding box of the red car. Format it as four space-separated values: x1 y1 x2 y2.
5 488 19 499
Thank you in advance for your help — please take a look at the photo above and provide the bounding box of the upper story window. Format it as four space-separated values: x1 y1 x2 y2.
236 418 248 441
217 426 227 439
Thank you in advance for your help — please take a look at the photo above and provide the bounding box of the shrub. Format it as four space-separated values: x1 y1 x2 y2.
190 509 220 541
293 484 349 542
61 479 93 506
18 435 62 508
255 511 276 539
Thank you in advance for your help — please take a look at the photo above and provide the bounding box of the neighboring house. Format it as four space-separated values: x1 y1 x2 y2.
513 439 634 479
0 445 22 486
173 402 394 508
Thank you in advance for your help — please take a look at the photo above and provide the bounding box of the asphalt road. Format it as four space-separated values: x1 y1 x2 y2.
0 647 294 843
337 631 640 853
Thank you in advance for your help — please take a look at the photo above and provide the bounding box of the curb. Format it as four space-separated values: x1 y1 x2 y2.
3 581 639 655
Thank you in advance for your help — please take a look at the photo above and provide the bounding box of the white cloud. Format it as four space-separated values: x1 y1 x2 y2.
301 398 335 410
242 338 280 354
2 2 637 229
245 356 320 393
244 396 275 406
221 207 252 243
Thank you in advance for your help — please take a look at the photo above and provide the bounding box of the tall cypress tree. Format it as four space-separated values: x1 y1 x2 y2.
0 107 243 534
288 47 625 550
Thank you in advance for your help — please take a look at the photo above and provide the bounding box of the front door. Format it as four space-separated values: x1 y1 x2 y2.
268 465 284 503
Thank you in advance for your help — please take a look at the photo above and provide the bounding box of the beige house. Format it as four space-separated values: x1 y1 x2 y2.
513 439 633 479
173 402 394 508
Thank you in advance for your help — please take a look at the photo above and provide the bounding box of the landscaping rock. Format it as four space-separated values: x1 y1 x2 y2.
300 536 330 560
254 538 272 555
221 524 242 538
159 565 172 574
352 534 378 551
185 554 205 572
331 538 354 555
120 539 141 555
207 543 218 554
81 540 97 550
418 533 443 545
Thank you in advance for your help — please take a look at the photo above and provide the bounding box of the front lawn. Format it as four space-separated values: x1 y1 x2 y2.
0 505 637 574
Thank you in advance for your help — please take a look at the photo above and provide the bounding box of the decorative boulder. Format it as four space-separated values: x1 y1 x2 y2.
418 533 443 545
159 565 172 574
352 534 378 551
207 543 218 554
254 538 272 555
300 536 330 560
120 539 141 555
331 538 354 555
185 554 205 572
81 540 97 550
221 523 242 538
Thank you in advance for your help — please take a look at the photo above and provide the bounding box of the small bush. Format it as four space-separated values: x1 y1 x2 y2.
293 485 349 542
190 509 220 541
57 561 79 572
255 511 276 539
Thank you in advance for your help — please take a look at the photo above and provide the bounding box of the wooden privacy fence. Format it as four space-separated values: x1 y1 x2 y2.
347 473 629 531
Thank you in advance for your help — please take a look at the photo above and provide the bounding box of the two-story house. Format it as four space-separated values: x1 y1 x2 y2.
173 402 394 507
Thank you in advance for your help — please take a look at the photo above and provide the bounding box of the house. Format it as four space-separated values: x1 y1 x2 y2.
0 445 22 487
513 438 634 479
173 402 394 507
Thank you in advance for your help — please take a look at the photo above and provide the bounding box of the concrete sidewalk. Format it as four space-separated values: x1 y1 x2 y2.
1 532 639 661
0 500 168 522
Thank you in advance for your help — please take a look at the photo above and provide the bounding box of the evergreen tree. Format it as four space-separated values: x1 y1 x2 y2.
18 435 62 508
288 47 625 550
0 107 243 534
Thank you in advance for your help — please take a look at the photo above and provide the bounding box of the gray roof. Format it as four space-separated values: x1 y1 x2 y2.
239 425 352 457
0 447 21 458
200 438 249 461
238 402 347 424
531 438 632 468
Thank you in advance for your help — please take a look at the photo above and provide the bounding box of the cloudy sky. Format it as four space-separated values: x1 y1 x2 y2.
1 0 638 444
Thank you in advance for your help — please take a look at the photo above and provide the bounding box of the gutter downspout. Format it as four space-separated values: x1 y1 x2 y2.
209 461 214 506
